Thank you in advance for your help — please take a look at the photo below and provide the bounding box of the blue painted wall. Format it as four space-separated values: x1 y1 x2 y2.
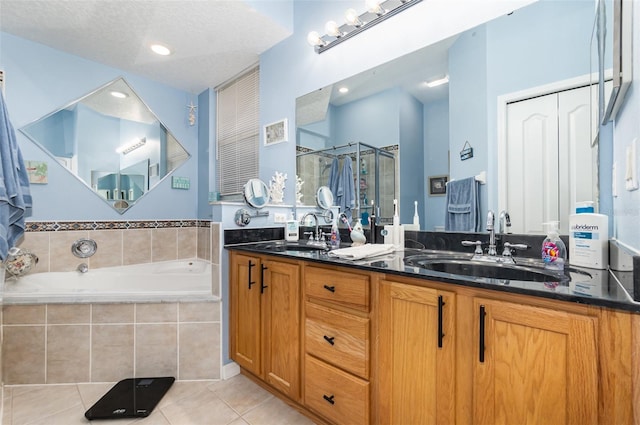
424 98 449 230
0 32 199 221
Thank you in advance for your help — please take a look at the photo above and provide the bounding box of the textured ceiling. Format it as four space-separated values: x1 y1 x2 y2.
0 0 292 93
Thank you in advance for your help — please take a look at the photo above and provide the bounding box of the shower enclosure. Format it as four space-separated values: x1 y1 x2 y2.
296 139 396 225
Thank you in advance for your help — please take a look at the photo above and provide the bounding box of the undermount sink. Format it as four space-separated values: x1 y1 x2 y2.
403 255 588 283
254 240 329 252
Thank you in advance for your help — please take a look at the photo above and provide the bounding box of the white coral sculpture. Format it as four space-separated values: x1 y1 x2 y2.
269 171 287 204
295 175 304 205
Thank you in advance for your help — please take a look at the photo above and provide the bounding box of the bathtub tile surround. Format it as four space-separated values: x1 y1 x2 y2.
2 302 221 385
19 220 218 273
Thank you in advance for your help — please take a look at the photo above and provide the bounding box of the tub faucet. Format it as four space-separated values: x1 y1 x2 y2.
77 263 89 273
486 210 497 256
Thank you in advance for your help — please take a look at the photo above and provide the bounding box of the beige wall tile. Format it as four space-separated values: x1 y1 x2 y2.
197 227 210 261
47 325 90 383
178 302 220 323
88 229 123 269
91 324 134 382
178 323 220 380
3 305 45 324
152 228 177 262
19 232 50 273
92 303 134 324
123 229 151 265
3 326 46 384
47 304 90 324
211 263 220 298
211 223 220 265
177 227 197 259
135 324 177 378
50 231 90 272
136 303 177 323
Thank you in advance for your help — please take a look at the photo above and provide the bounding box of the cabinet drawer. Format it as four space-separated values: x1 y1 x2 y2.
305 303 369 379
304 354 369 425
305 266 370 311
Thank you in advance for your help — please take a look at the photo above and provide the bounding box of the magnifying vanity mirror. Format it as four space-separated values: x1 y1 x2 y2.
19 77 191 213
316 186 335 223
243 178 271 209
235 178 271 226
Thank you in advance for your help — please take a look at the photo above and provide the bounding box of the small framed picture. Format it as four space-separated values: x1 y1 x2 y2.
429 175 448 196
264 118 288 146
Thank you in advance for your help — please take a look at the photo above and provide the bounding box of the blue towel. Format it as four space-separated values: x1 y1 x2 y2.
336 156 355 221
0 93 32 260
444 177 479 232
327 157 339 199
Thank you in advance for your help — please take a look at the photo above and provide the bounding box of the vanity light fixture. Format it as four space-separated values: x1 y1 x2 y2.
150 44 172 56
116 137 147 155
307 0 422 54
425 75 449 88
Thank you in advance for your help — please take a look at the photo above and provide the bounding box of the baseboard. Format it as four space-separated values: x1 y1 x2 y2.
222 362 240 380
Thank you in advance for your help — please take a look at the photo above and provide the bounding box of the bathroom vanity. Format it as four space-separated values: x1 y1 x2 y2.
227 242 639 425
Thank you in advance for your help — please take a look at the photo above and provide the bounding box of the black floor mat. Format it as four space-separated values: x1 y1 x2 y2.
84 377 175 420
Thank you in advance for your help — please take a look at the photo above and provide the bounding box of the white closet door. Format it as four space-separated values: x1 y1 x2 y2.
506 93 558 234
558 85 594 234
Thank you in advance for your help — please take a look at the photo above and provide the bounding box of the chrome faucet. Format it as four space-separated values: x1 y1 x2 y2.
301 212 320 242
486 210 497 256
498 210 511 235
77 263 89 273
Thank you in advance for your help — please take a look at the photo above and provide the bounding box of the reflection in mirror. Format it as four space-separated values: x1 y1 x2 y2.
296 0 600 234
243 178 270 209
316 186 334 210
20 78 190 213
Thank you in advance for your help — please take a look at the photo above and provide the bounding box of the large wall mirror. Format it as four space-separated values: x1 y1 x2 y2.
20 78 190 213
297 0 604 234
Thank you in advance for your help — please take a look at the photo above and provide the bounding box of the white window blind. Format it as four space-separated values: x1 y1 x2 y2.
216 67 259 196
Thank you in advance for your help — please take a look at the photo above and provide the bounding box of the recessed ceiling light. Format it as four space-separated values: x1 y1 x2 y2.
151 44 172 56
338 87 349 94
110 91 128 99
425 76 449 88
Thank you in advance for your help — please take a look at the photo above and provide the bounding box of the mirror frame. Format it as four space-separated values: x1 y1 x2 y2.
601 0 633 123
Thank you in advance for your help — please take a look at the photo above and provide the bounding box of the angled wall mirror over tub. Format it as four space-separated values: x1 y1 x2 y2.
19 77 191 213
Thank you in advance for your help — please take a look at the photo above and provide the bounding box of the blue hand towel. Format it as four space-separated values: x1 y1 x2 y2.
336 156 355 221
0 93 32 260
445 177 479 232
327 157 339 199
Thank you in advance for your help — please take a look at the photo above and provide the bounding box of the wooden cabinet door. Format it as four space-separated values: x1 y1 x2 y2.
229 253 262 376
473 298 598 425
262 259 301 400
378 280 456 425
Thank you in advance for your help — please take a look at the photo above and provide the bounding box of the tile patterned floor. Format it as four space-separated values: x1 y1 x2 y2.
2 375 317 425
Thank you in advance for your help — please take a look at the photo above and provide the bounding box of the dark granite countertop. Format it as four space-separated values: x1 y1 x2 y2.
225 239 639 314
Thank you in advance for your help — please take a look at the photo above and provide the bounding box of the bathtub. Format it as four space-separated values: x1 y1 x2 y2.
2 259 217 304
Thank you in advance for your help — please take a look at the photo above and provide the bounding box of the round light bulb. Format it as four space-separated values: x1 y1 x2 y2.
366 0 384 15
307 31 323 47
325 20 342 37
345 8 362 26
338 87 349 94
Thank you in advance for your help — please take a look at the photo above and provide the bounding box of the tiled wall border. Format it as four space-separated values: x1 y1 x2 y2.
25 219 212 232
